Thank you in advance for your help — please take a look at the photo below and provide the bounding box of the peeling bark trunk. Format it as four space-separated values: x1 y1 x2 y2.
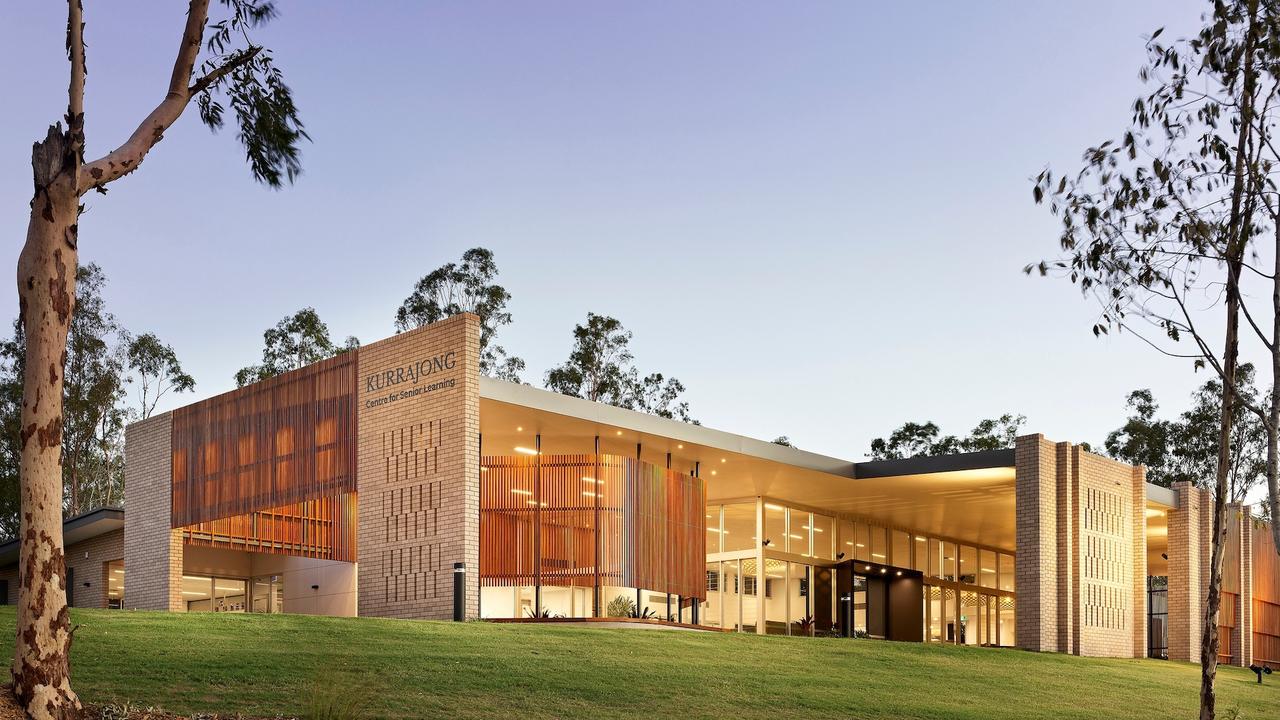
12 125 83 720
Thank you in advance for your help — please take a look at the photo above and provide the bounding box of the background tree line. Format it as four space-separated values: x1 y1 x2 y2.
0 247 698 537
0 264 194 537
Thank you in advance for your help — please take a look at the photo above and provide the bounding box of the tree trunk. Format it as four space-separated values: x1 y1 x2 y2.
1201 280 1237 720
12 125 83 719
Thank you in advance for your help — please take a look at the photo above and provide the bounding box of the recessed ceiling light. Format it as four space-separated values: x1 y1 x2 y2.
516 426 523 432
514 446 538 455
677 444 684 449
615 430 622 436
720 458 726 463
710 470 717 476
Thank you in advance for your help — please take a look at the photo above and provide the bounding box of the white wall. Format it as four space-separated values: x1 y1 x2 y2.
181 544 357 617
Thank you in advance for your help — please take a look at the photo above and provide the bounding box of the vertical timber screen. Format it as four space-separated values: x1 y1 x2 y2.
479 453 706 609
170 353 358 562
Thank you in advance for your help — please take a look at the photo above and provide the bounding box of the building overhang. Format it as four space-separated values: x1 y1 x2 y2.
0 506 124 568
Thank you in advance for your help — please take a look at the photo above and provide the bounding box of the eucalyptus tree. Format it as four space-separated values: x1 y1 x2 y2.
235 307 356 386
395 248 526 382
1106 369 1266 500
14 1 307 714
125 332 196 419
1030 2 1278 715
60 265 127 517
546 313 695 421
867 414 1025 460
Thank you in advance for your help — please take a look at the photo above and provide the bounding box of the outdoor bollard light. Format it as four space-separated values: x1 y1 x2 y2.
453 562 466 621
1249 665 1272 684
840 593 852 638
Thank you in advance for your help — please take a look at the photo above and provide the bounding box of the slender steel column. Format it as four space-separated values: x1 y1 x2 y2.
636 441 642 615
593 435 601 617
534 433 542 616
666 451 672 621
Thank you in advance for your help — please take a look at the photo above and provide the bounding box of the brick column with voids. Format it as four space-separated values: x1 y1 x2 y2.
1014 434 1145 658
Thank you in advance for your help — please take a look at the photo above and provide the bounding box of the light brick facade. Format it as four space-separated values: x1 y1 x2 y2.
1014 435 1146 658
355 313 481 620
0 528 123 608
123 412 182 611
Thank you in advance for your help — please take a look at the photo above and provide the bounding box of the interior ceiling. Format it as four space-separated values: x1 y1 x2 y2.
480 398 1019 551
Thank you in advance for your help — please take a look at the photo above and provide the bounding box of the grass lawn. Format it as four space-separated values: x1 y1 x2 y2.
0 607 1273 719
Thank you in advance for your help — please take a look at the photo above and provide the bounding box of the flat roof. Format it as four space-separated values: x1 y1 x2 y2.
0 506 123 568
480 377 857 477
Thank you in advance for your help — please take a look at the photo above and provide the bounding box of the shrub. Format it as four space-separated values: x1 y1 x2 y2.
606 594 635 618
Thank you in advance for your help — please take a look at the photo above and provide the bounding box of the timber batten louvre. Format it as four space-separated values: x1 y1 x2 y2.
170 352 358 562
479 453 707 600
1254 520 1280 668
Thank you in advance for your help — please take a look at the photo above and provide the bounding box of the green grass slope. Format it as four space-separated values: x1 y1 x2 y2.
0 608 1273 719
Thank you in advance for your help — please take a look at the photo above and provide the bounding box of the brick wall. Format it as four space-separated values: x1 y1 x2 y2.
1015 435 1058 652
1014 434 1145 658
0 528 123 608
1167 480 1203 662
123 412 182 610
356 313 480 620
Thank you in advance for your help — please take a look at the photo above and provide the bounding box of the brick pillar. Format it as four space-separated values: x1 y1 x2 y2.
1167 481 1202 662
123 412 183 611
1057 443 1075 655
1131 465 1148 658
1238 506 1254 667
356 313 481 620
1015 434 1059 652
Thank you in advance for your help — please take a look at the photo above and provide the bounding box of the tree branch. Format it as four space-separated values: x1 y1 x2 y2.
189 46 261 96
77 0 211 194
66 0 85 160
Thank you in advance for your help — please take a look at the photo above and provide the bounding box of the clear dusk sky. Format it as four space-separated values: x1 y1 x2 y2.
2 1 1230 464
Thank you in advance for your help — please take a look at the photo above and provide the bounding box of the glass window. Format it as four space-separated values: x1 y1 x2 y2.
251 577 270 613
927 539 942 578
998 553 1015 592
940 542 957 582
998 595 1015 646
763 502 786 551
891 530 910 568
106 559 124 609
959 545 977 585
787 508 811 556
978 550 997 589
853 523 870 561
725 560 746 632
927 585 942 642
837 519 856 560
763 558 787 634
911 536 928 573
959 591 980 645
853 575 867 636
213 578 247 613
869 525 887 562
739 558 758 633
789 563 811 635
810 514 834 560
182 574 212 612
703 562 722 628
705 504 723 553
721 503 755 553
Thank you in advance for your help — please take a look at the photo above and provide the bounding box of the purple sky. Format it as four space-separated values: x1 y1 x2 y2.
2 1 1227 465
